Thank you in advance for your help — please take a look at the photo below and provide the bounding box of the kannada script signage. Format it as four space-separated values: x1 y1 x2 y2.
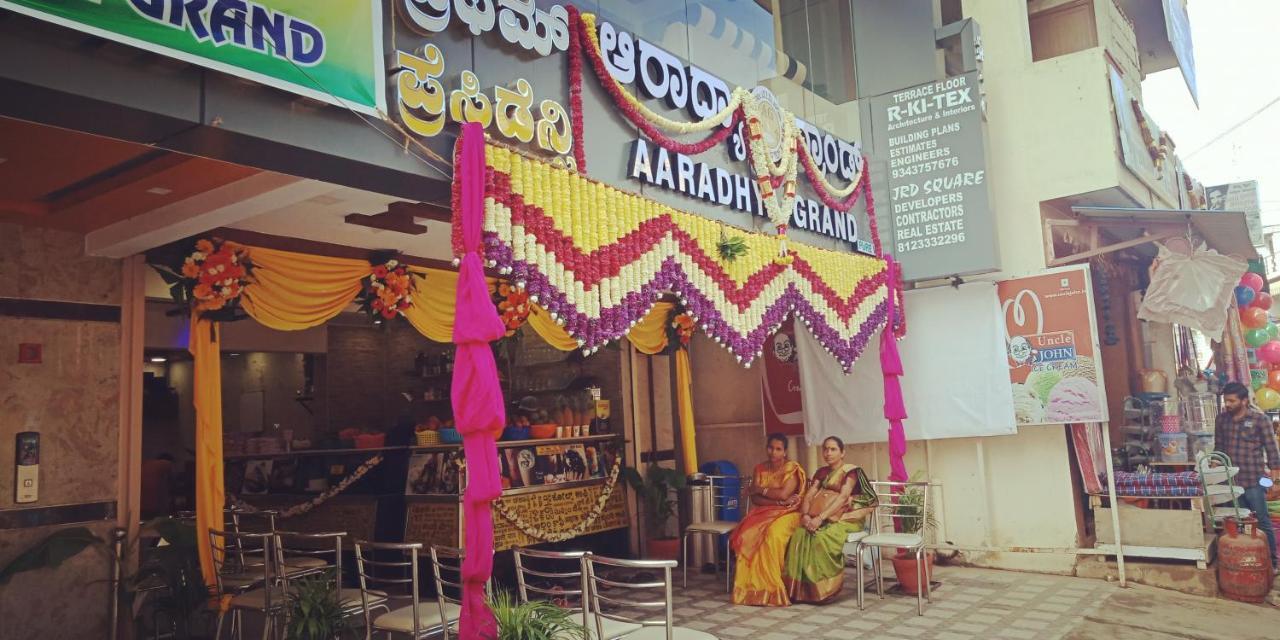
998 265 1107 426
492 483 628 552
869 72 998 281
1 0 386 115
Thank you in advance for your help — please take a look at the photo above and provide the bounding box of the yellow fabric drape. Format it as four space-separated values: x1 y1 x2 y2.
189 316 224 591
525 304 581 351
629 301 675 355
239 246 371 331
675 348 698 473
403 270 461 342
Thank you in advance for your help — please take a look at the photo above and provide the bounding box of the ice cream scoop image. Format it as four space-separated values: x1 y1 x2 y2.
1044 377 1101 422
1025 368 1063 404
1012 383 1046 424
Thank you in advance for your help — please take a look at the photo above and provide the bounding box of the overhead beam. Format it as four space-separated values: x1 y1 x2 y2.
85 173 335 258
1047 231 1178 267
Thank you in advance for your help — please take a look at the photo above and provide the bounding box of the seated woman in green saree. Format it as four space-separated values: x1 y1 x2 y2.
783 435 877 604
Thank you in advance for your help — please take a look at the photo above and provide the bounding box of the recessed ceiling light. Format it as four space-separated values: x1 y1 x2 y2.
149 356 167 363
146 187 173 195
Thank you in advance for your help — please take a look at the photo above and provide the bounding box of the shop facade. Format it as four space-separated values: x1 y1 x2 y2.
0 2 936 637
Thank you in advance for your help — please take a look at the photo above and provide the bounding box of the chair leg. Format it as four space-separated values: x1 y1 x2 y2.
724 536 731 593
875 547 884 599
856 542 864 611
924 550 933 604
215 609 226 640
681 533 688 589
916 547 924 616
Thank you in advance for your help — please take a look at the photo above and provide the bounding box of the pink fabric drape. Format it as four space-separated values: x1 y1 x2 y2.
452 122 505 639
881 257 909 483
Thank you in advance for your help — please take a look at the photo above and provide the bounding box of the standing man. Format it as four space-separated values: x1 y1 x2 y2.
1216 382 1280 572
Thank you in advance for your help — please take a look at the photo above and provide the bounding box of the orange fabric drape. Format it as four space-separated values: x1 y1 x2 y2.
238 246 371 331
189 316 224 591
524 304 582 351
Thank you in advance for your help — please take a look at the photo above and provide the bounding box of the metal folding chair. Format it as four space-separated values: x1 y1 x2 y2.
681 474 738 592
512 548 640 639
584 554 718 640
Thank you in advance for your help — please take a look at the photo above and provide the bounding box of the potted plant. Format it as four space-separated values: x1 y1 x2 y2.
620 464 686 559
285 570 347 640
490 589 587 639
890 476 937 595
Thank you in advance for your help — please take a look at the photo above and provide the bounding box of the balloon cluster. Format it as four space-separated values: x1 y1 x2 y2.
1239 272 1280 410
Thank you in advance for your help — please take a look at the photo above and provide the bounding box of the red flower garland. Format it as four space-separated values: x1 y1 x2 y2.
796 138 865 213
451 138 465 258
862 167 883 258
568 6 587 173
571 5 742 156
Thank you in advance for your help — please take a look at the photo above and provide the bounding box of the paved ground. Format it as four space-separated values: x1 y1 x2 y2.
673 565 1280 640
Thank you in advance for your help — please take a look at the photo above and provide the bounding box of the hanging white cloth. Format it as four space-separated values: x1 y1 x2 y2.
1137 242 1247 342
797 281 1016 445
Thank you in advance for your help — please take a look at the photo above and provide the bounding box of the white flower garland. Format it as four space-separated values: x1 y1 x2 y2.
228 454 384 519
492 463 621 542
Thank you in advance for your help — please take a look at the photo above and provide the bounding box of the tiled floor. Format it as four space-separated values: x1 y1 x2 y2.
671 565 1115 640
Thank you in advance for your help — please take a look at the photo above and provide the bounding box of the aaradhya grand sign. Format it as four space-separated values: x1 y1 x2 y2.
390 0 874 252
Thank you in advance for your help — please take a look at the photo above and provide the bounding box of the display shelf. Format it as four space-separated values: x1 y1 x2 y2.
225 446 403 461
408 433 621 452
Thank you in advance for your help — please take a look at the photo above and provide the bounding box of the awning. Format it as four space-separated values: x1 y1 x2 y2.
1070 206 1259 260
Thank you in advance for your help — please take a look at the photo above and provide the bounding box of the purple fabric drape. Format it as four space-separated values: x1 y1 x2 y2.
452 122 505 639
881 257 909 483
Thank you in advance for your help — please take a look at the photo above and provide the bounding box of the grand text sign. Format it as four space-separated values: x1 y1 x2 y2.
0 0 386 115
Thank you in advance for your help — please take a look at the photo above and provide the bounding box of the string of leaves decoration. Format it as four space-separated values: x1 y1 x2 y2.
491 464 621 543
227 454 384 519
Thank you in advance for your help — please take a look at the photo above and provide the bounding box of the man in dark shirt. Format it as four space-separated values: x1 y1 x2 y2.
1215 382 1280 571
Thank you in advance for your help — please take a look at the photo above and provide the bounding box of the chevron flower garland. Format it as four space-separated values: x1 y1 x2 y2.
456 140 890 371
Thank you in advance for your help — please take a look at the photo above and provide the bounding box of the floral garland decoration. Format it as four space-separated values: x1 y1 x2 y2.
358 258 413 320
573 7 742 157
496 281 531 336
492 463 621 542
567 2 587 172
667 310 695 353
152 237 253 321
573 8 867 216
227 454 384 519
467 139 895 370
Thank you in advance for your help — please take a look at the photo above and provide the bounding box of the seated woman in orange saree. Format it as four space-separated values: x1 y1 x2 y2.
729 434 807 606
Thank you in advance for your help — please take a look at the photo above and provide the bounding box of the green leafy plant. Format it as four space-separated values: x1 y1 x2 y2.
285 570 347 640
620 464 686 538
0 526 102 585
897 473 938 538
490 589 587 640
128 518 214 640
717 232 749 263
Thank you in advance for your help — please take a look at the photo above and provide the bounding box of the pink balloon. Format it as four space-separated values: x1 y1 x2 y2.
1259 341 1280 365
1241 272 1265 293
1254 292 1274 311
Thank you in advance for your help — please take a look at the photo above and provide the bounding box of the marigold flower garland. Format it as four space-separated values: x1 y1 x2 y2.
496 282 531 336
227 454 384 519
176 238 252 313
491 463 621 543
359 259 414 320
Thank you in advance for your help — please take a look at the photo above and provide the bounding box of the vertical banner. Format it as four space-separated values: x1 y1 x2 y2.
761 319 804 436
999 265 1108 426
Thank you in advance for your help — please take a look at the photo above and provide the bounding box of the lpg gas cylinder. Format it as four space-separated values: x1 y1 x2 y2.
1218 516 1273 603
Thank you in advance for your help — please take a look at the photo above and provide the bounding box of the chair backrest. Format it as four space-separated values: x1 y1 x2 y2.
868 481 932 539
512 547 590 631
584 554 677 640
354 541 425 637
701 475 739 522
224 507 278 568
275 531 344 599
208 529 275 598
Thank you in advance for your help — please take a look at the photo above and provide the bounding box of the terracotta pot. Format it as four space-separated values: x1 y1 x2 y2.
646 537 680 561
891 549 934 595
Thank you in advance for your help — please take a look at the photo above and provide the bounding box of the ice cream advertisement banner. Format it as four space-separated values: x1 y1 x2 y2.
999 265 1108 426
762 319 805 436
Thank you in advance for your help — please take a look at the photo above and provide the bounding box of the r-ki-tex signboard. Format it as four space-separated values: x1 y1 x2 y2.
868 71 999 282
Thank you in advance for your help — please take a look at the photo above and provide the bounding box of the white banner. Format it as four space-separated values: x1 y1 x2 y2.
798 281 1016 445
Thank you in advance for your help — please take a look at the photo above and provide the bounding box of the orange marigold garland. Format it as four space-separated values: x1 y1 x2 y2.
496 282 531 336
153 237 253 320
360 259 414 320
